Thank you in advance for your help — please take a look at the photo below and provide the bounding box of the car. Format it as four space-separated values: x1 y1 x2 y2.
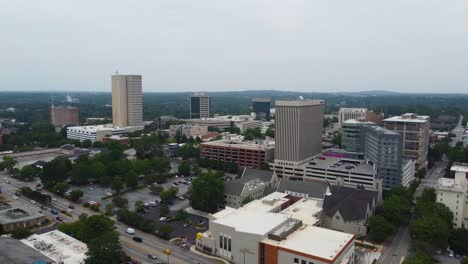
51 198 57 201
143 209 149 214
51 209 58 214
60 210 67 214
56 216 63 222
147 254 159 260
159 217 167 221
89 187 94 191
132 236 142 242
68 205 75 209
41 206 47 210
36 183 42 187
12 196 18 200
30 200 36 204
14 192 21 196
173 182 179 186
6 180 10 184
183 223 188 228
178 196 185 200
67 208 73 213
106 192 113 196
126 228 135 235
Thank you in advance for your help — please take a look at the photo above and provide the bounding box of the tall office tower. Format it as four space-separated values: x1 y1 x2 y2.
275 100 324 165
338 108 368 127
341 119 375 152
384 113 430 169
252 98 271 120
190 92 210 119
363 126 406 189
50 105 80 127
112 74 143 127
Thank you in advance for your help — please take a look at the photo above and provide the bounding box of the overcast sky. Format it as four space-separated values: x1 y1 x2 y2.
1 0 468 93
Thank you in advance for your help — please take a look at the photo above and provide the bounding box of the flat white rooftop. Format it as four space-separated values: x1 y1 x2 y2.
213 210 289 235
263 225 354 261
242 192 290 213
22 230 87 264
383 113 430 123
280 198 323 226
451 162 468 173
436 178 464 192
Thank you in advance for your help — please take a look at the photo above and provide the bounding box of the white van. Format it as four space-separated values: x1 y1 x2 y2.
126 228 135 235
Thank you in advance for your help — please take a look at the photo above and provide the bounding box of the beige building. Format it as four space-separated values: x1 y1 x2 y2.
274 100 324 166
112 74 143 127
338 108 367 127
436 162 468 228
169 124 208 139
384 113 430 169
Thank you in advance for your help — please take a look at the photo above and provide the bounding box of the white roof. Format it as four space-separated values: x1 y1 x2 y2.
451 163 468 173
343 119 374 125
263 226 354 261
339 108 367 112
242 192 290 213
213 210 289 235
22 230 87 264
280 198 323 226
383 113 430 123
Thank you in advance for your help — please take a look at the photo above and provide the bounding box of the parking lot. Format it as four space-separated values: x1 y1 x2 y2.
78 176 191 212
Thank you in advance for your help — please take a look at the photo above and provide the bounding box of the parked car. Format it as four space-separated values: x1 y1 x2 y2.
12 196 18 200
51 209 58 214
132 236 143 242
68 205 75 209
126 228 135 235
14 192 21 196
56 216 63 222
159 217 167 221
60 210 67 214
147 254 159 260
41 206 47 210
30 200 36 204
106 192 113 196
183 223 188 228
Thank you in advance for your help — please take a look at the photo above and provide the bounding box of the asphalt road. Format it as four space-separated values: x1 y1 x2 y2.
0 173 216 264
450 115 464 147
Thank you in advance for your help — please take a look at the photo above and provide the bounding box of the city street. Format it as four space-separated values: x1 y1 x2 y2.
0 172 216 264
450 115 465 147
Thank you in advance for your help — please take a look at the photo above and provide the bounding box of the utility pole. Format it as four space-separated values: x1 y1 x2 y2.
163 248 171 264
240 248 254 264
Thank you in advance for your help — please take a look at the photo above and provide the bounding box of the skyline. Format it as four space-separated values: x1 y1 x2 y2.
2 0 468 93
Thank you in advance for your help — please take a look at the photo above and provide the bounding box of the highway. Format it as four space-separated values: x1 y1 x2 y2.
0 172 216 264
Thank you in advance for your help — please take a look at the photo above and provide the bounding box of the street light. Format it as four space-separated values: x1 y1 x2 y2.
163 249 171 264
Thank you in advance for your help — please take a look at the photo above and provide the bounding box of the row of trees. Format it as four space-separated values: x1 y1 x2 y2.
59 214 123 264
188 171 224 213
198 158 238 174
368 187 414 243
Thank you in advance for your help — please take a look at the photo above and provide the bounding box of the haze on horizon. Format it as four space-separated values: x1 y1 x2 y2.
1 0 468 93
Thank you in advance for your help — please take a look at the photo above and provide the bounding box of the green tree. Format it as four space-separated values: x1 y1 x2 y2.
175 210 189 221
78 215 117 243
331 131 342 147
150 185 164 195
410 214 450 249
461 257 468 264
68 189 84 202
112 196 128 208
11 227 32 239
158 224 173 239
82 139 92 148
18 165 38 181
85 231 122 264
402 255 432 264
124 170 138 188
111 177 124 193
52 182 70 195
1 156 17 172
160 187 178 202
188 172 224 213
178 161 190 176
134 201 145 212
450 228 468 255
41 156 71 187
105 203 114 216
265 128 275 138
159 204 170 217
178 144 198 159
368 215 394 243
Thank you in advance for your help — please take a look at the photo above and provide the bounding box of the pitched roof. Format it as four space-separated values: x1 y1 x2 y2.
239 168 275 183
276 180 328 199
322 185 378 221
224 181 245 196
223 168 274 196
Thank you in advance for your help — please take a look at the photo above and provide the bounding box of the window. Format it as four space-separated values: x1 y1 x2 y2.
224 236 227 250
228 238 231 252
302 260 306 264
294 258 299 263
220 235 223 249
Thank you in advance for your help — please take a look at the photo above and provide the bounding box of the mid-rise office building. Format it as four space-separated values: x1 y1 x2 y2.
338 108 367 127
67 124 140 142
383 113 430 169
190 92 211 119
341 119 375 152
169 124 208 139
275 100 324 166
252 98 271 121
436 162 468 228
50 105 79 127
200 138 274 169
112 74 143 127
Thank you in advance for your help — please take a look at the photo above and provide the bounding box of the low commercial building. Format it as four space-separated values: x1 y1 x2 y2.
67 124 141 142
169 124 208 139
102 135 131 145
197 192 355 264
436 162 468 228
0 238 54 264
235 120 263 133
50 105 79 127
22 230 88 264
185 118 233 131
200 138 274 169
224 168 280 208
0 202 47 232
